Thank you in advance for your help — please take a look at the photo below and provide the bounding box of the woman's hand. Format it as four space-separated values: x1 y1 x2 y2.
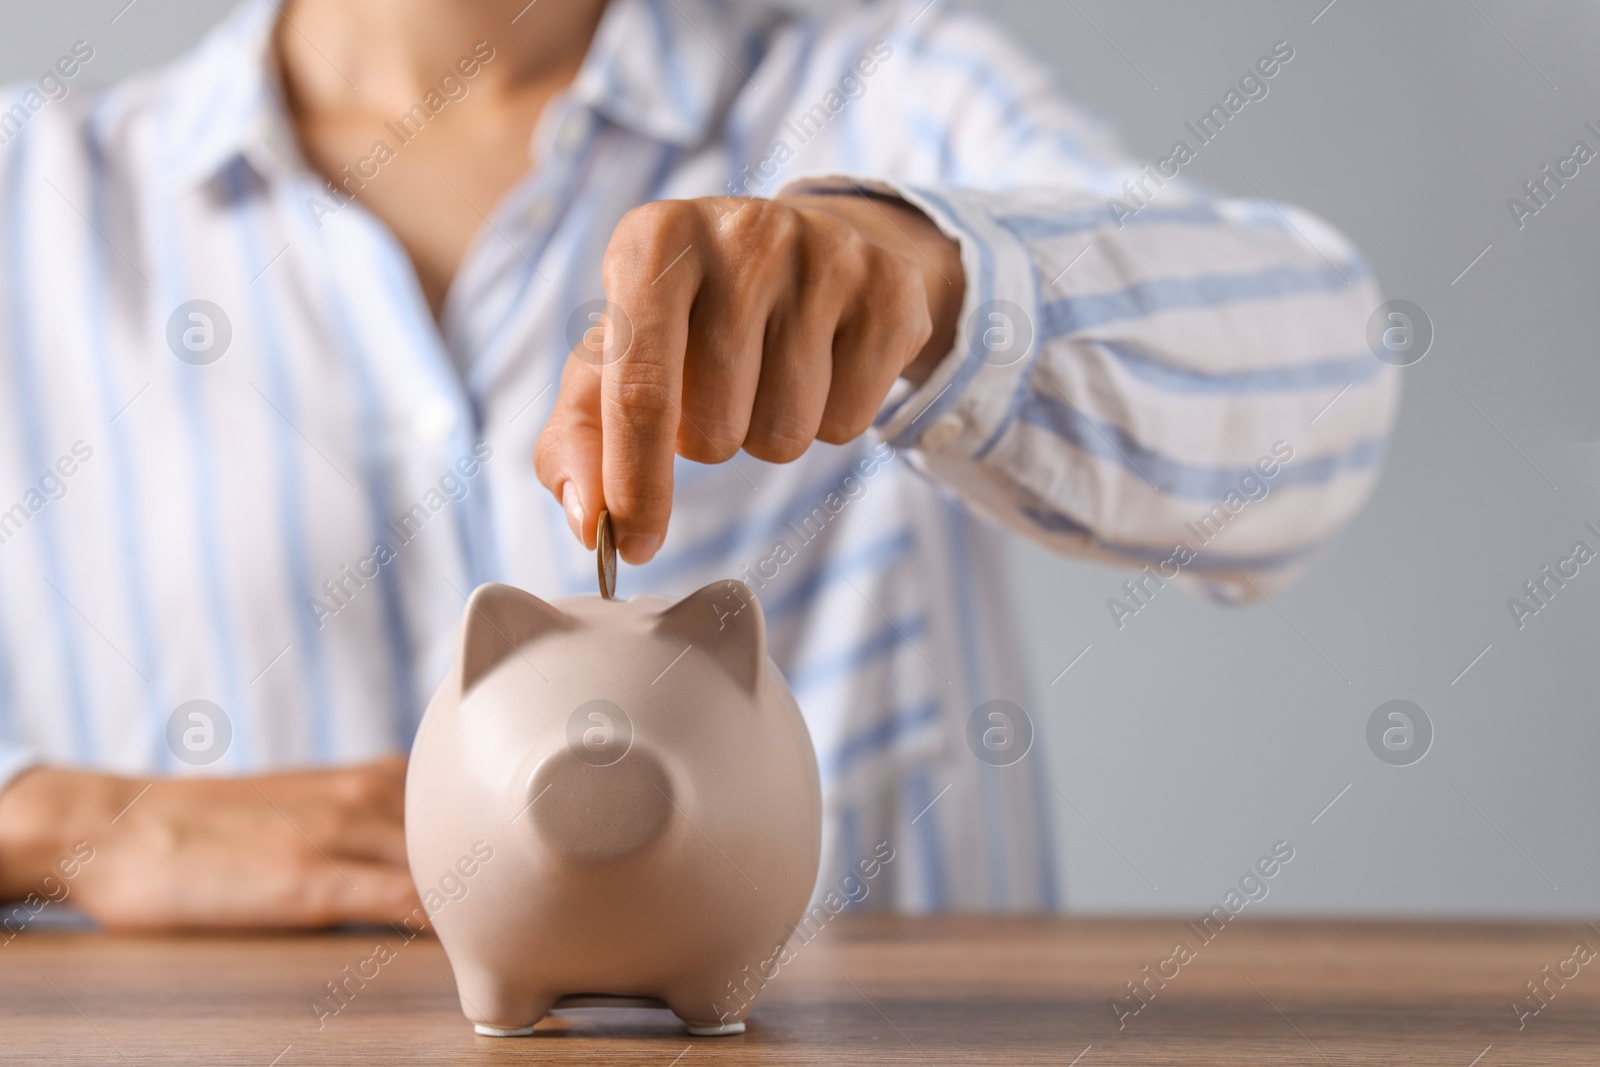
535 192 964 563
0 756 421 930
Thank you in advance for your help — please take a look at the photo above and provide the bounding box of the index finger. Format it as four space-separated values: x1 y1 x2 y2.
600 202 705 563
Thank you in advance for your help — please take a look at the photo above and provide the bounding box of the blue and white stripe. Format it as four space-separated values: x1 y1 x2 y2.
0 0 1396 911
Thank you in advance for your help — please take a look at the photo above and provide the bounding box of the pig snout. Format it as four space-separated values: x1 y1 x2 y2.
524 747 674 863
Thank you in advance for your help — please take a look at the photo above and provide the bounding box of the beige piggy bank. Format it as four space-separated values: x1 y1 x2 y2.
405 579 822 1036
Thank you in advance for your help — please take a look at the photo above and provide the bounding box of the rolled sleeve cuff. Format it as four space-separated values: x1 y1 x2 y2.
779 175 1041 460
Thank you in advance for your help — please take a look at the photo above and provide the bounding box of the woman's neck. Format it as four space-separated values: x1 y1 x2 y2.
273 0 610 317
277 0 608 116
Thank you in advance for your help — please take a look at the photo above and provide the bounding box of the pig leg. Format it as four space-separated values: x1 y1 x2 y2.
661 981 754 1036
452 966 552 1037
473 1023 540 1038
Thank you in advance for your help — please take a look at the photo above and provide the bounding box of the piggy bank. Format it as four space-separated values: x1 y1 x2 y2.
405 579 822 1036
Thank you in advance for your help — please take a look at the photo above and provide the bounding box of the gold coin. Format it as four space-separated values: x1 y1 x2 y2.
595 508 617 600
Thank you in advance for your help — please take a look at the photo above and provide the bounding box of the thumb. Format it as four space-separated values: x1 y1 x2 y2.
534 354 606 549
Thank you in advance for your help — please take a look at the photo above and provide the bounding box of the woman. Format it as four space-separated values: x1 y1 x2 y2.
0 0 1395 926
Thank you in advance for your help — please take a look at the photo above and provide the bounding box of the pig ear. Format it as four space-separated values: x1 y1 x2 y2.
653 580 766 692
459 583 572 694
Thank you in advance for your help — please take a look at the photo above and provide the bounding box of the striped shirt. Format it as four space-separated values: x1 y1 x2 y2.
0 0 1396 911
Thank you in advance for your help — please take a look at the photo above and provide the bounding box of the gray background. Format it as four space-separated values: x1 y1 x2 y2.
6 0 1596 917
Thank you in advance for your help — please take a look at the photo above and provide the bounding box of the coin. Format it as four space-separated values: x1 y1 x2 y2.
595 508 617 600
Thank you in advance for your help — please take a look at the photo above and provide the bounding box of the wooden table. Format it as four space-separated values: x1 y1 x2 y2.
5 916 1598 1064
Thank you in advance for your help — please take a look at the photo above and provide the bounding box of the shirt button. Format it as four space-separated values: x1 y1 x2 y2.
552 109 590 155
411 397 458 445
526 199 554 228
919 411 966 450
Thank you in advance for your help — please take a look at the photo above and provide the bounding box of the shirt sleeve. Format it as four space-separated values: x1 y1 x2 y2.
782 3 1399 600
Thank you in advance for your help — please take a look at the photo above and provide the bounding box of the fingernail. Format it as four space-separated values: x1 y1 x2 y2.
561 482 584 542
619 532 662 562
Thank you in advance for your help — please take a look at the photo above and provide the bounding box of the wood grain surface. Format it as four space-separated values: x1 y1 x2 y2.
4 916 1599 1064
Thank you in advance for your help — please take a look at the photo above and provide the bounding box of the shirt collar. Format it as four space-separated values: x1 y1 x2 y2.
159 0 300 189
159 0 762 190
569 0 761 148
